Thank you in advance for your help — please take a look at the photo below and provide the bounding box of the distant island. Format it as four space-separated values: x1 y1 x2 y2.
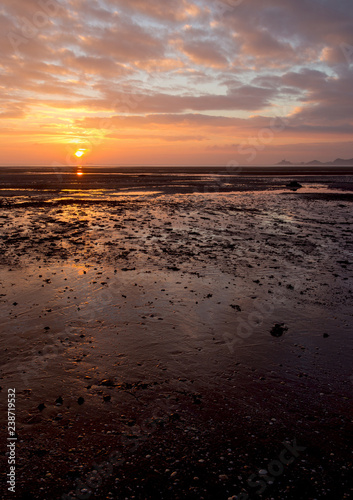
277 158 353 166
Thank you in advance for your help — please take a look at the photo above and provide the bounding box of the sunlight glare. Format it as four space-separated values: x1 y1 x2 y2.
75 148 87 158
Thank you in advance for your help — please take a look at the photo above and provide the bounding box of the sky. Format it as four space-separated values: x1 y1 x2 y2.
1 0 353 166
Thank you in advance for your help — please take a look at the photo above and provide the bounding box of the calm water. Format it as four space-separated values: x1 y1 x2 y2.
0 166 352 203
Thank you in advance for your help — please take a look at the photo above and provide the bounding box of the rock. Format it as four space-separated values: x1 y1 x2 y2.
286 180 302 189
270 323 288 337
100 379 115 387
38 403 46 411
323 333 329 338
77 397 85 405
55 396 63 405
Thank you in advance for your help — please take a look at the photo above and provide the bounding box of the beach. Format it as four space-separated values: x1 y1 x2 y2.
0 167 352 499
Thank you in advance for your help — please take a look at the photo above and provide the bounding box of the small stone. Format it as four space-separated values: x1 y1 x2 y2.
55 396 63 405
101 379 115 387
259 469 268 475
219 474 228 481
323 333 329 338
77 397 85 405
270 323 288 337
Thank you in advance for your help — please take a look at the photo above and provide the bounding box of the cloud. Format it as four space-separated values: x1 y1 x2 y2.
85 85 276 113
105 0 202 23
106 132 207 142
0 103 28 119
179 39 229 68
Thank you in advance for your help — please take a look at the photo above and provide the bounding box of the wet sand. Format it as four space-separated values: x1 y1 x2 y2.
0 169 353 499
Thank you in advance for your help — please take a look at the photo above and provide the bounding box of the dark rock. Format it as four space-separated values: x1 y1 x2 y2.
77 397 85 405
169 412 181 422
270 323 288 337
286 180 302 189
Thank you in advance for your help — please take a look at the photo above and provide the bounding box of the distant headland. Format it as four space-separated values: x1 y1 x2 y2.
277 158 353 166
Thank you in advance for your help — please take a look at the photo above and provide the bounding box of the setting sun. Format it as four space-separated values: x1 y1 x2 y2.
74 149 87 158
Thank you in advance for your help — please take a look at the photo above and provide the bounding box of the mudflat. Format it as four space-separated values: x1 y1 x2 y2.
0 168 352 499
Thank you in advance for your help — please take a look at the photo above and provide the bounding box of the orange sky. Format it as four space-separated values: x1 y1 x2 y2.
1 0 353 165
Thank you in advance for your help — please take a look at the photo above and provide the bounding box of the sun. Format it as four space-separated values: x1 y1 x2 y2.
74 148 87 158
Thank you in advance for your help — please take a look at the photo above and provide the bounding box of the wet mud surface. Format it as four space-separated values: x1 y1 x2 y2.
0 172 353 499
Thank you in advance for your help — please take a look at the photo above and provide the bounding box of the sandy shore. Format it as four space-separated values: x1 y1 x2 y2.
0 171 353 499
